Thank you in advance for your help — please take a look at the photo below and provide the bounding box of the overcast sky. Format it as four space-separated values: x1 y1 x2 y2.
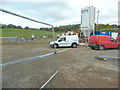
0 0 119 28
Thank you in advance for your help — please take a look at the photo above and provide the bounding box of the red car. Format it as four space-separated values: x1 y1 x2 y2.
88 35 120 50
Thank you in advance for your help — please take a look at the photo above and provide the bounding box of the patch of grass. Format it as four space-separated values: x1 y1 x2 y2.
1 28 62 37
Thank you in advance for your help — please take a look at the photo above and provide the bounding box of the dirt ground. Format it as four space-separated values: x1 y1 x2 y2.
1 39 119 88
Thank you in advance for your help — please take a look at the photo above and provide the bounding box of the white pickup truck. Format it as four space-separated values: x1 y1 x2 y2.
50 34 79 48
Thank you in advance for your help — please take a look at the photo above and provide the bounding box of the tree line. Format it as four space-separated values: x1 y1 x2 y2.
1 24 36 30
1 23 119 32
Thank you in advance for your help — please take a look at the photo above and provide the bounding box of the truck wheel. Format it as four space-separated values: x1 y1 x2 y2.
72 43 77 48
91 47 95 50
99 45 104 50
53 44 58 48
118 46 120 50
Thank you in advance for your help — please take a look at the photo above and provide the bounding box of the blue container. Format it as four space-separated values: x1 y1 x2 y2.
90 31 112 36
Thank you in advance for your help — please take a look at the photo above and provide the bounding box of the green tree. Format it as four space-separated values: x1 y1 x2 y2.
17 26 22 29
24 26 30 29
8 24 17 28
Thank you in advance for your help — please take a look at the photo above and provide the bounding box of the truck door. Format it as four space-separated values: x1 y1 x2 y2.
110 38 118 48
58 37 68 47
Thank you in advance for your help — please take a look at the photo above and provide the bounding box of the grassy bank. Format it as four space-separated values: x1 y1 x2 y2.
1 28 62 37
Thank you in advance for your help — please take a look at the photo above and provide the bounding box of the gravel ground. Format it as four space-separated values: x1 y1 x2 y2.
1 39 119 88
46 46 118 88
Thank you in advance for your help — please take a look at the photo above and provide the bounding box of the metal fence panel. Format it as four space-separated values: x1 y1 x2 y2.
1 9 58 89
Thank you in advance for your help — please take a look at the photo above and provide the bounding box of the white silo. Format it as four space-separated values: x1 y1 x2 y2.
80 6 95 39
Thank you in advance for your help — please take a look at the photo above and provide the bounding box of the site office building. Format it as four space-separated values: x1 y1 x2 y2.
80 6 95 38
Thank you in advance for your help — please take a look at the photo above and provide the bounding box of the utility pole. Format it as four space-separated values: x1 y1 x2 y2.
96 10 99 31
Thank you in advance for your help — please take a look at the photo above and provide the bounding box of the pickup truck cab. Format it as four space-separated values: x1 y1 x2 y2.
50 35 79 48
88 35 120 50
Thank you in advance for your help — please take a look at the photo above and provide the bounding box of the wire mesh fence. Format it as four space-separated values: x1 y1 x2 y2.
1 9 58 89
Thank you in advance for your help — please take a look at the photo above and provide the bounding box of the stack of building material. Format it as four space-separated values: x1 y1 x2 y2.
67 30 77 35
